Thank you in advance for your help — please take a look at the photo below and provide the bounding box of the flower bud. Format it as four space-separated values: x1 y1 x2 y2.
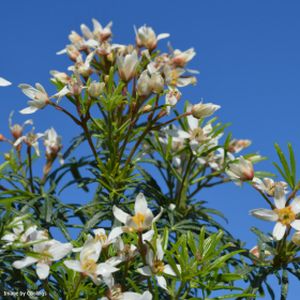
0 134 6 141
226 157 254 182
137 71 152 97
117 51 139 82
292 231 300 246
141 104 152 113
191 102 220 119
88 81 105 98
66 45 81 61
150 73 164 93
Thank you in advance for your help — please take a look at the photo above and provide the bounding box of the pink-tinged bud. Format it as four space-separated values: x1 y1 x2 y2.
0 134 6 141
165 88 181 114
171 48 196 67
66 45 81 62
226 156 254 182
191 102 220 119
249 246 271 260
10 124 23 140
228 139 251 153
135 25 169 51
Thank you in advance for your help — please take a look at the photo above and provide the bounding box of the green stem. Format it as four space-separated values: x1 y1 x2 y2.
27 146 34 193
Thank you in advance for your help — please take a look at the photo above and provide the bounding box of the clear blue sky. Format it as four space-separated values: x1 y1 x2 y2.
0 0 300 297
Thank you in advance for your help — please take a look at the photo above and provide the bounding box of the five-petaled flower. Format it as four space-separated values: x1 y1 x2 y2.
113 193 163 233
250 188 300 240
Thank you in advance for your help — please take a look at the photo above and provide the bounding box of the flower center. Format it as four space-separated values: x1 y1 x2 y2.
190 128 207 143
152 259 165 274
132 212 145 228
82 259 97 274
95 233 107 244
274 206 296 225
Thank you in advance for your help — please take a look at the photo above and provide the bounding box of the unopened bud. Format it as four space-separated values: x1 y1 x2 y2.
191 102 220 119
88 81 105 98
292 231 300 246
151 73 164 93
0 134 6 141
66 45 81 61
4 153 10 160
141 104 152 113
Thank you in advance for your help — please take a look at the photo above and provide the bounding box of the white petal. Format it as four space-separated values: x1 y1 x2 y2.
274 190 286 209
187 114 198 131
49 242 72 260
164 264 176 276
137 266 152 276
64 260 82 272
157 33 170 41
135 193 148 214
153 207 164 223
96 262 118 277
249 209 278 221
291 220 300 231
107 227 123 243
273 222 286 240
156 275 167 290
291 197 300 214
142 229 154 242
36 262 50 280
19 106 39 114
80 239 101 263
113 205 130 224
0 77 11 86
13 256 38 269
156 239 164 261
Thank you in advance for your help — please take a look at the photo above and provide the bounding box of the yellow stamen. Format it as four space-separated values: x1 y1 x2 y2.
153 259 165 274
81 259 97 274
132 212 145 228
274 206 296 225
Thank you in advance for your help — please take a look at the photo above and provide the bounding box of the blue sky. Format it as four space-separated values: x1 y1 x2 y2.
0 0 300 297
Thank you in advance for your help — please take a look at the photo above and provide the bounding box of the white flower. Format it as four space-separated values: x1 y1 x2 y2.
93 227 123 248
137 238 180 291
250 189 300 240
68 52 95 77
137 70 164 97
0 77 11 86
163 65 196 87
135 25 169 50
117 51 139 82
1 216 37 247
226 156 254 184
8 111 33 140
64 238 119 285
171 48 196 67
101 276 152 300
19 83 70 114
228 139 251 153
166 108 213 147
43 128 62 158
14 130 44 156
252 177 288 197
165 88 181 114
113 193 163 232
19 83 50 114
13 239 72 280
191 101 220 119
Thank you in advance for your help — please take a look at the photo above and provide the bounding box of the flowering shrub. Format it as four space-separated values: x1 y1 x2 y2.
0 19 299 299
